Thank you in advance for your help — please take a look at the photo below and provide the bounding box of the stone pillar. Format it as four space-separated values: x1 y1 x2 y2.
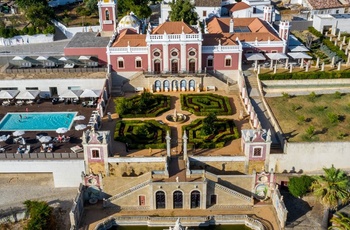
289 63 293 73
347 53 350 66
340 43 343 51
273 64 277 74
329 36 332 41
337 31 341 41
305 63 309 72
285 59 289 69
331 56 335 67
166 131 171 158
180 43 186 72
198 43 202 73
254 60 258 71
345 48 348 55
338 61 341 71
300 58 304 68
257 64 261 74
343 36 346 44
182 131 188 160
270 59 273 70
321 62 325 71
163 43 169 72
334 39 337 46
316 57 320 68
147 45 151 72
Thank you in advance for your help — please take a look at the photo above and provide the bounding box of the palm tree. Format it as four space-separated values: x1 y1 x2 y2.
329 212 350 230
311 165 350 210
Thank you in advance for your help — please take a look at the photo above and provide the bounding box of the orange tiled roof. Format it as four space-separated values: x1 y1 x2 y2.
228 2 251 12
202 34 238 46
152 21 197 34
112 29 146 47
307 0 343 9
206 17 281 42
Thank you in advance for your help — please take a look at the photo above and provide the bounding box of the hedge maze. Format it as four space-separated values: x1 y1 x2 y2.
181 93 232 115
183 118 239 149
114 120 170 149
115 92 171 118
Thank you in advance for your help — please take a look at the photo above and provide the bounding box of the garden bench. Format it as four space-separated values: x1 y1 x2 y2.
135 87 144 92
206 86 216 91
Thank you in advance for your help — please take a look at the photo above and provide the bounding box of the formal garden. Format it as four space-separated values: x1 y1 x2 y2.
266 91 350 142
115 92 171 118
114 92 237 149
182 113 239 149
114 120 169 149
181 93 232 115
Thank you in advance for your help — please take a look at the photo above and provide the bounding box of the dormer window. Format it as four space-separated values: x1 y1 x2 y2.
92 149 100 158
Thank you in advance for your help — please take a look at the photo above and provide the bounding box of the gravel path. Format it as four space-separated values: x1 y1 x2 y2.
0 173 78 229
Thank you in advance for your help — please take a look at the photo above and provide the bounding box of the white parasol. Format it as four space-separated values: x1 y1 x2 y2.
56 127 68 134
13 130 25 136
39 136 52 143
75 124 87 130
0 135 9 142
73 115 86 121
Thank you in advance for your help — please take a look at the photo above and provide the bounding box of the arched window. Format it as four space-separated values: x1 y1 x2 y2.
225 55 232 67
155 191 165 209
191 190 200 208
173 190 183 209
105 10 110 20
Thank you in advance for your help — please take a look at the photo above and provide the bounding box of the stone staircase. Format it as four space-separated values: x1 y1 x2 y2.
107 179 152 203
208 180 252 202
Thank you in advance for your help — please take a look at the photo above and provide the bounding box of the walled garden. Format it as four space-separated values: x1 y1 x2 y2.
115 92 171 118
266 92 350 142
180 93 232 116
114 120 170 149
182 113 239 149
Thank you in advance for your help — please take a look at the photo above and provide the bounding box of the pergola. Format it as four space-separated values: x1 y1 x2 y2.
245 53 266 70
288 52 312 68
266 53 288 68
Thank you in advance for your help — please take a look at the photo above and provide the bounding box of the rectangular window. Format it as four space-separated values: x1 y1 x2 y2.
253 148 262 157
271 50 277 53
207 59 213 67
203 11 207 17
68 86 80 90
118 60 124 68
225 59 231 67
136 60 142 68
92 150 100 158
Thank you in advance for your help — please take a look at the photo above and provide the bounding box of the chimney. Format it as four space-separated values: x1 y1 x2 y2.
229 18 234 33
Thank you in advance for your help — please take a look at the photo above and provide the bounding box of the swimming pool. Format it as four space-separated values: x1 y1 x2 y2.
0 112 78 131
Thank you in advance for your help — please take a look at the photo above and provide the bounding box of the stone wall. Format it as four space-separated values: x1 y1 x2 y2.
190 160 246 174
269 141 350 173
108 162 165 176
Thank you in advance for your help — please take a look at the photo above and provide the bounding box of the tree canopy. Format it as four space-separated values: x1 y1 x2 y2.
169 0 198 25
118 0 152 19
329 212 350 230
311 165 350 210
288 175 314 198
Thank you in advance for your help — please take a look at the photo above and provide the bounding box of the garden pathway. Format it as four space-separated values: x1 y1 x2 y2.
102 91 250 157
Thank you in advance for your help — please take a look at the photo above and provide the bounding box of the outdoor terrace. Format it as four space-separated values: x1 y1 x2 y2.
0 99 97 157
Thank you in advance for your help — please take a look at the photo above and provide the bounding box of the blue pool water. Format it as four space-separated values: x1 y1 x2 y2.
0 112 77 131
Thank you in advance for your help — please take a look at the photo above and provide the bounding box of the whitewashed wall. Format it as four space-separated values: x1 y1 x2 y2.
0 160 84 187
269 142 350 173
52 20 101 39
0 78 106 97
0 34 54 47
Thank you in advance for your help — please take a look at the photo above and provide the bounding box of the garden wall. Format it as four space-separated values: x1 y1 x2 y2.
52 20 100 39
263 79 350 96
269 142 350 173
0 34 54 46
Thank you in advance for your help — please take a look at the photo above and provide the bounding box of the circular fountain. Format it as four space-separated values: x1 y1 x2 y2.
166 109 187 123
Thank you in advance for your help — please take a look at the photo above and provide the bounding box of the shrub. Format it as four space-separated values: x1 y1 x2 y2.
24 200 55 230
306 125 315 136
282 92 290 101
288 175 315 198
307 92 317 102
334 91 342 99
327 112 339 124
297 115 305 124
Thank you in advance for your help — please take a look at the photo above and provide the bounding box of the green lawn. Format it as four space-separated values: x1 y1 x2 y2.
266 92 350 142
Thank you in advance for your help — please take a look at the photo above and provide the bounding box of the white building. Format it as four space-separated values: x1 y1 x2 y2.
302 0 346 20
313 14 350 35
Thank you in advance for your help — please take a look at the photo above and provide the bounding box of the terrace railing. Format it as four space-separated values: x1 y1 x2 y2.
5 66 108 74
0 152 84 159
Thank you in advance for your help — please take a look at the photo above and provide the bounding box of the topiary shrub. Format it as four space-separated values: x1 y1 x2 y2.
288 175 315 198
24 200 55 230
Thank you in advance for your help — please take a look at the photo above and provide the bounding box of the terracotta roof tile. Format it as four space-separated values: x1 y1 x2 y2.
206 17 281 42
195 0 221 7
229 2 250 12
112 29 146 47
152 21 197 34
202 34 238 46
307 0 343 9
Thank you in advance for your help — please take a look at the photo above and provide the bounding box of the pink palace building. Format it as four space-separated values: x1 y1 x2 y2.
64 0 291 93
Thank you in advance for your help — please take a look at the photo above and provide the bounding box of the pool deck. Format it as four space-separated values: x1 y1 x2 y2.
0 100 96 155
